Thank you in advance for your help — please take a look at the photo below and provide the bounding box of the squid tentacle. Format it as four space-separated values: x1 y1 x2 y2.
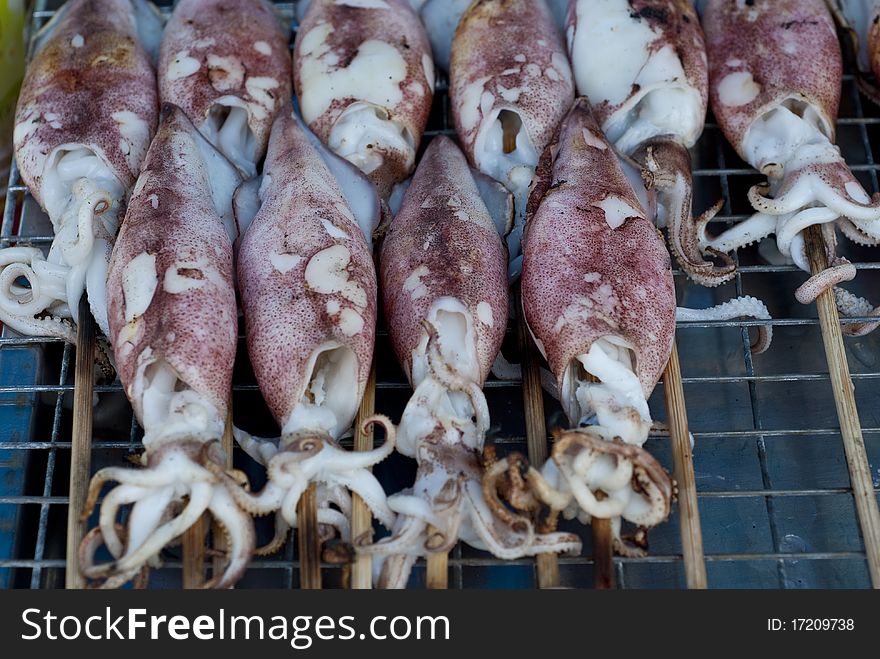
699 211 778 254
676 296 773 353
836 217 880 247
255 513 291 557
201 485 256 589
640 141 736 287
356 495 433 555
463 478 581 560
833 287 880 337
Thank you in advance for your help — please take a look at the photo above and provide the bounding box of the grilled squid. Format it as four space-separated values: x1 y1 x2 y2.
294 0 434 200
357 136 580 589
450 0 574 277
159 0 292 178
79 105 252 589
521 99 675 553
208 111 395 549
3 0 160 341
567 0 736 287
829 1 880 106
701 0 880 334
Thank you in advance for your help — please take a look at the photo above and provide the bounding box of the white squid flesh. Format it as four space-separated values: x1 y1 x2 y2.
294 0 434 200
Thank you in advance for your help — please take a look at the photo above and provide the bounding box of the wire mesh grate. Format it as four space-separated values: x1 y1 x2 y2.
1 0 879 589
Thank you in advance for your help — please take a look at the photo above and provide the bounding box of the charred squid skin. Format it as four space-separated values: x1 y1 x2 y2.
79 104 248 589
158 0 292 178
6 0 158 340
294 0 434 200
703 0 880 326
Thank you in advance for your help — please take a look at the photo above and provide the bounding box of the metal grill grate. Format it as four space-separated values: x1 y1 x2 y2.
2 0 879 589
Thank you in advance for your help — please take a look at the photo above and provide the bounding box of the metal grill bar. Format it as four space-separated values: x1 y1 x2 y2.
2 0 879 589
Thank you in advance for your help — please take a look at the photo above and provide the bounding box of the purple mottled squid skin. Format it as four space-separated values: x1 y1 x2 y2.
450 0 574 172
108 105 237 426
380 136 509 387
159 0 292 170
13 0 157 207
294 0 434 198
237 113 377 434
522 99 676 397
703 0 841 158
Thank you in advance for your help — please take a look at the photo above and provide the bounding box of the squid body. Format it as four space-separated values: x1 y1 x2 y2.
566 0 772 342
4 0 160 340
359 136 580 588
79 105 252 588
566 0 737 287
522 99 675 553
213 111 395 549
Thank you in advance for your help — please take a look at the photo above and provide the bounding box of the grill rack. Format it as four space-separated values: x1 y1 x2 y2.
1 0 879 589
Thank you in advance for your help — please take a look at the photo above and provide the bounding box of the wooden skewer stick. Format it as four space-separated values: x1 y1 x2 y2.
66 295 95 589
350 364 377 589
515 291 559 588
298 483 322 589
183 407 234 588
211 407 235 585
182 515 208 588
591 517 614 589
426 532 448 589
663 341 708 589
806 226 880 588
582 369 615 589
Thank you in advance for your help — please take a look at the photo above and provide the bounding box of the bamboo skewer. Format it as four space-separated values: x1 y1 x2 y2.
591 517 614 589
65 295 95 589
350 364 377 589
182 516 208 588
806 226 880 588
426 535 448 589
183 407 235 588
663 341 708 589
515 292 559 588
581 370 615 589
212 408 235 584
298 483 322 589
